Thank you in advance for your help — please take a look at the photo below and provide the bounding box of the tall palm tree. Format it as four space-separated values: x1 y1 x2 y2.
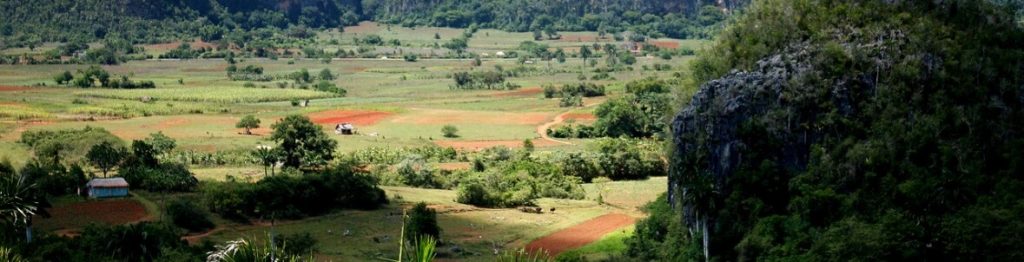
0 172 49 243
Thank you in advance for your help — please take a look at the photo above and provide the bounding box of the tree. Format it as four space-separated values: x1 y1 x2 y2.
533 30 543 41
318 68 334 80
87 141 124 177
53 71 72 85
555 48 566 63
523 139 535 152
580 46 592 66
145 132 176 155
130 140 158 168
252 146 279 177
543 26 559 40
404 202 440 242
236 115 261 135
441 125 459 138
0 171 49 243
270 115 337 169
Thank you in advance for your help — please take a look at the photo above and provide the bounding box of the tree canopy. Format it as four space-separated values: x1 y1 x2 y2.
270 115 337 169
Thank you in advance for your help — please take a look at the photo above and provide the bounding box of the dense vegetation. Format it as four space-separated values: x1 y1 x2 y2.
628 0 1024 260
0 0 741 49
203 164 387 220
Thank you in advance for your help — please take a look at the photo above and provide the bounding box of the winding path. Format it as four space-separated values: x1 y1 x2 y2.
524 213 636 256
535 99 603 146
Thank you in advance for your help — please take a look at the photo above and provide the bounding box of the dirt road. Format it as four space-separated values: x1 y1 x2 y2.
524 213 636 256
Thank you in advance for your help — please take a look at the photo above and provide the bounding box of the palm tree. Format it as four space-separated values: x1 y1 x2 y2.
207 236 310 262
0 172 49 243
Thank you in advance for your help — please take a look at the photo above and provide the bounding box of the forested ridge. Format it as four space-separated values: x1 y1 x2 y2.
625 0 1024 260
0 0 745 47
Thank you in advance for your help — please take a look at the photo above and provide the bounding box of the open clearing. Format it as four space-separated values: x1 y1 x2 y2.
35 198 150 232
525 213 637 256
308 109 394 125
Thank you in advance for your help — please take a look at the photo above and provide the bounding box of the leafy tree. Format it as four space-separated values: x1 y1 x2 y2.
144 132 176 155
0 170 49 243
86 141 124 177
579 46 592 67
128 140 158 168
441 125 459 138
236 115 261 135
53 71 72 85
522 139 534 152
165 199 213 232
251 146 279 177
318 68 334 80
404 202 440 243
270 115 337 169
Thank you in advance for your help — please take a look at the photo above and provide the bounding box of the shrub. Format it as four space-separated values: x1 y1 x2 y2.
441 125 459 138
166 198 214 232
203 164 387 220
397 155 440 188
405 202 440 243
273 232 318 256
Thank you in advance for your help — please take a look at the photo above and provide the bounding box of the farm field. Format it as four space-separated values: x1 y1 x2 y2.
1 21 699 261
201 177 666 261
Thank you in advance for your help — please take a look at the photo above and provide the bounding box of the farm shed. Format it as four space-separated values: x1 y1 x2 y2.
86 178 129 198
335 123 355 135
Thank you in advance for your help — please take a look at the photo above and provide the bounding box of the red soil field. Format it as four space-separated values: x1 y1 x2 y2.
493 87 543 97
36 199 149 232
525 213 637 256
562 113 597 121
651 40 680 49
392 109 550 125
308 110 394 125
0 85 31 92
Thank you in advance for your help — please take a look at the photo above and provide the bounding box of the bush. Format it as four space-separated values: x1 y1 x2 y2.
595 138 665 180
166 199 214 232
397 155 440 188
441 125 459 138
455 159 584 208
203 164 387 220
119 162 198 192
273 232 318 256
405 202 440 242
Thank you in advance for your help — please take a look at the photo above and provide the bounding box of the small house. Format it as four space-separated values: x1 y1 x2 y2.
335 123 355 135
495 51 506 57
86 178 129 198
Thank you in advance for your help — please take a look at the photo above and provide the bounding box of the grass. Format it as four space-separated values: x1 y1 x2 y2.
1 25 681 260
561 227 634 261
202 178 666 261
76 87 339 103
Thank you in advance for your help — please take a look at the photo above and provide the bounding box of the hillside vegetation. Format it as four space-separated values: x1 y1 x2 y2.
0 0 741 47
627 0 1024 260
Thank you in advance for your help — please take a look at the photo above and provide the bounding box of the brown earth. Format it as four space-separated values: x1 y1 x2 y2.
0 85 31 92
651 40 680 49
344 21 382 34
36 199 150 232
524 213 637 256
308 110 394 126
392 109 550 125
562 113 596 121
492 87 543 97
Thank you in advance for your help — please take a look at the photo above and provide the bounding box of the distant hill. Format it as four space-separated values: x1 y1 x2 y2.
0 0 747 47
